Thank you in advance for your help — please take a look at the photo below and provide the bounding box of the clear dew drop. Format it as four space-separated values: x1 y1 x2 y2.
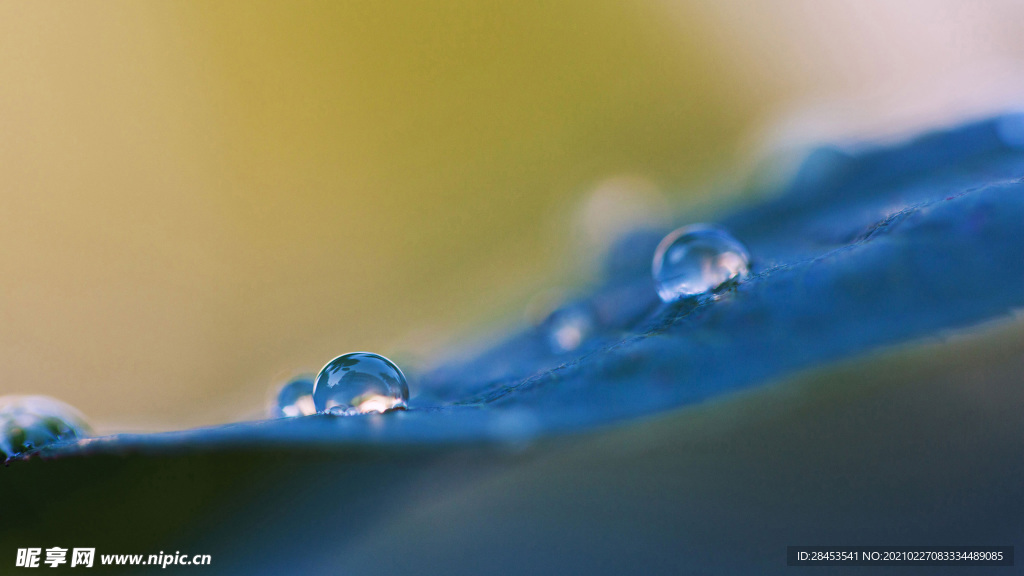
270 377 316 418
312 352 409 416
651 224 750 303
0 396 91 459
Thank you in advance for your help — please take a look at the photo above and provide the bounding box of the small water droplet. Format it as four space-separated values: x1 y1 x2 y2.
313 352 409 415
790 145 854 191
0 396 91 459
488 409 542 450
270 377 316 418
652 224 750 303
543 303 596 353
996 112 1024 149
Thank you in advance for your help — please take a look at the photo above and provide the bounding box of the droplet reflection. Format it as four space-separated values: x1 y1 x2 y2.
0 396 91 459
312 352 409 415
652 224 750 303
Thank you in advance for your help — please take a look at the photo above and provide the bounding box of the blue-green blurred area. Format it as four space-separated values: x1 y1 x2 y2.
4 1 1024 431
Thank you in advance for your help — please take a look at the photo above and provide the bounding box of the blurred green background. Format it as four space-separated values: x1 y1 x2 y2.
2 0 1023 432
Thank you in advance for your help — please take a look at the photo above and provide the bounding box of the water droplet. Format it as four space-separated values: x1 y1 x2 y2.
0 396 91 459
543 303 596 353
270 377 316 418
312 352 409 415
995 112 1024 149
652 224 750 303
789 145 854 191
488 409 542 450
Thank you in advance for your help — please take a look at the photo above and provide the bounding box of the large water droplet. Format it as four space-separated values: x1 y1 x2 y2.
270 377 316 418
312 352 409 415
652 224 750 303
0 396 91 459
